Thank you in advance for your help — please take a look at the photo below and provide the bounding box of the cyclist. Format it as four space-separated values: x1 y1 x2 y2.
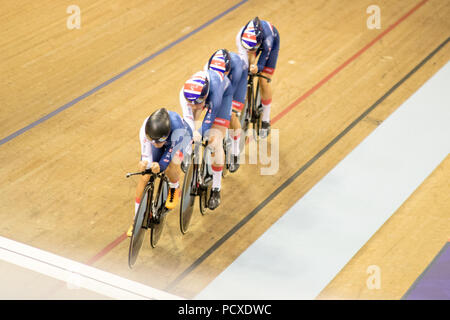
179 69 233 210
236 16 280 138
207 48 248 173
127 108 192 237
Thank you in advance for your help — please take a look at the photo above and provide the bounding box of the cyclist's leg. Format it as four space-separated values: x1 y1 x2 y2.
209 124 227 176
208 124 227 209
165 154 181 185
164 128 192 210
206 90 232 209
259 34 280 126
229 72 247 171
164 152 183 210
229 112 241 154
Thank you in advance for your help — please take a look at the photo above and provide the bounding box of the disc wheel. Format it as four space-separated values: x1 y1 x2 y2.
179 161 196 234
253 85 262 141
222 136 231 178
128 185 152 268
150 179 168 248
199 150 213 215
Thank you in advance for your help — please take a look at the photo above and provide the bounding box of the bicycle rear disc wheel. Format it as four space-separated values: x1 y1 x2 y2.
128 185 152 268
150 179 168 248
180 161 195 234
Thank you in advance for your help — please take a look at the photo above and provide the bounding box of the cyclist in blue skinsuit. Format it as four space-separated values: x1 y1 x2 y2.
237 16 280 138
180 69 233 210
207 48 248 173
127 108 192 237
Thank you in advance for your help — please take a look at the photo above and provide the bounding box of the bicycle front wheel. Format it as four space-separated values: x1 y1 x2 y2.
253 82 263 141
222 135 232 178
199 149 213 215
150 179 169 248
180 161 196 234
128 185 152 268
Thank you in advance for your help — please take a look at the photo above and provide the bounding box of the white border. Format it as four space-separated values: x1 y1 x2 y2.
0 236 184 300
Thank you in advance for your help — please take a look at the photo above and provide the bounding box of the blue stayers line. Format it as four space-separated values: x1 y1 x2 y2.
0 0 248 147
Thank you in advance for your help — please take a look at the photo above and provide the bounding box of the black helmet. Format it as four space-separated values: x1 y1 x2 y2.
145 108 171 142
207 49 231 74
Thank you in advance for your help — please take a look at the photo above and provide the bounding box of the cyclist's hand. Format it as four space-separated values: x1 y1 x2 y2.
249 64 258 74
150 162 160 173
138 160 148 172
193 130 202 143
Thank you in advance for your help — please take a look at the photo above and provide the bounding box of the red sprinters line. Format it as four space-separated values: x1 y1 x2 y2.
86 0 428 266
86 233 127 265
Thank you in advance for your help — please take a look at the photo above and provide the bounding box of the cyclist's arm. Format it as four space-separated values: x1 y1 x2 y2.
159 114 193 171
179 88 195 132
235 27 249 68
200 104 217 138
158 130 188 171
257 38 273 73
248 50 257 68
179 87 204 141
139 118 152 170
200 87 233 137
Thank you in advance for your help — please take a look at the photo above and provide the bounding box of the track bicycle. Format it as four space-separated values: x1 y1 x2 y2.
126 170 169 268
179 140 214 234
240 72 272 145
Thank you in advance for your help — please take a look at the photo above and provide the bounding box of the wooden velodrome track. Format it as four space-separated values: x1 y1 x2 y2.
0 0 449 299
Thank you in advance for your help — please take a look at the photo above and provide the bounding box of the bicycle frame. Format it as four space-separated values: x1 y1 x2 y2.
179 140 213 234
241 73 272 141
126 171 166 228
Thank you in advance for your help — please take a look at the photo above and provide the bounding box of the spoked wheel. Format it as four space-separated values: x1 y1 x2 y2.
150 179 169 248
180 160 196 234
128 185 152 268
199 149 213 215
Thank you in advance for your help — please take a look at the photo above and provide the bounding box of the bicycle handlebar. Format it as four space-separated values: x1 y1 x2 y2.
126 140 208 178
249 72 272 83
125 170 164 178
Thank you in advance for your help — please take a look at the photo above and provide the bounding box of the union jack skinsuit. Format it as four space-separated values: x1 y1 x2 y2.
236 20 280 75
180 69 233 137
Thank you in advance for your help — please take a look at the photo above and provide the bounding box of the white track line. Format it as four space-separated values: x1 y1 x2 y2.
0 236 183 300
